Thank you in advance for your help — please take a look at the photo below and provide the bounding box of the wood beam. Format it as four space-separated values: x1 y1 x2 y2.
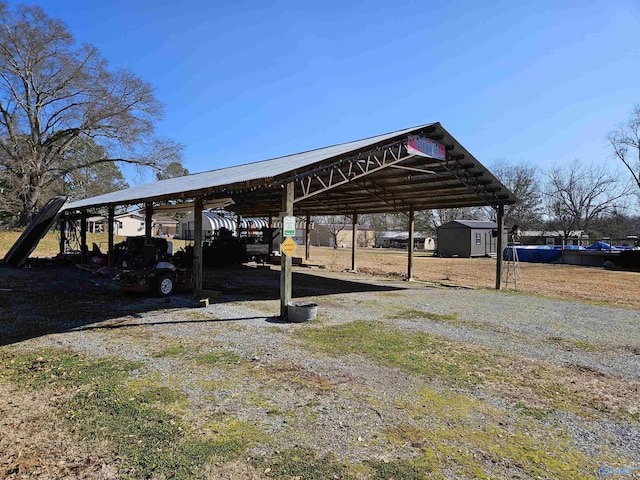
351 211 358 271
407 207 415 281
145 202 153 243
107 206 115 267
305 213 311 262
58 214 66 256
280 182 294 320
495 204 504 290
80 212 87 263
193 196 203 293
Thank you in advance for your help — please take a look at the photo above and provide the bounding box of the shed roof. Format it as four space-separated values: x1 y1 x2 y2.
439 220 498 229
63 123 517 216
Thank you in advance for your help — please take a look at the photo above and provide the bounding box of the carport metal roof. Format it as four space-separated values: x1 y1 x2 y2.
63 123 517 216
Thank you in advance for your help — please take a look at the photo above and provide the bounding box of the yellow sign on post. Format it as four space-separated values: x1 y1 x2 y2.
281 236 297 257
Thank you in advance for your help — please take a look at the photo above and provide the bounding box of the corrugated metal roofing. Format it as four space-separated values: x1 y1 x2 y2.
62 123 518 216
439 220 498 229
64 124 432 211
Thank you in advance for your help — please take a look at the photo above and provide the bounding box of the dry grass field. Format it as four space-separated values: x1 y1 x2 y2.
306 246 640 309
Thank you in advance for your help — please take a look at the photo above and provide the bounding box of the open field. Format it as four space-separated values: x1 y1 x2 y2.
307 246 640 309
1 231 639 479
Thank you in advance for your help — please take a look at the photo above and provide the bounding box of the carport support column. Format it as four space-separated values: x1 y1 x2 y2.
495 204 504 290
58 213 66 255
107 206 115 267
407 207 415 281
305 213 311 262
80 212 87 263
351 211 358 272
280 182 294 319
145 202 153 243
194 196 203 294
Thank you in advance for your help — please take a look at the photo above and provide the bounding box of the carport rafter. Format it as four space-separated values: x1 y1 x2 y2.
291 140 416 202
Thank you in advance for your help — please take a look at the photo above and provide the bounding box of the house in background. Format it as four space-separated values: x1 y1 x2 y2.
375 231 435 250
311 225 375 248
152 214 179 237
521 230 590 246
436 220 505 257
85 212 146 237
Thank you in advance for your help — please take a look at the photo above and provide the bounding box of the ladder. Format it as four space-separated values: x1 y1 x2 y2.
503 244 522 290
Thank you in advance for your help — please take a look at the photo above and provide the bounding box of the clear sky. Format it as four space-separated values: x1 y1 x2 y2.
20 0 640 182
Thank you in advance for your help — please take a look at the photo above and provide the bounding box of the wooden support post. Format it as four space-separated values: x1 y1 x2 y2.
145 202 153 243
236 214 241 238
280 182 294 319
80 212 87 263
495 204 504 290
58 213 66 256
351 211 358 272
107 206 115 267
305 213 311 262
407 207 415 281
194 196 203 294
268 214 273 228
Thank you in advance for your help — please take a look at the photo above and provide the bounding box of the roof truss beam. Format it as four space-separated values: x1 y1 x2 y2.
292 141 425 203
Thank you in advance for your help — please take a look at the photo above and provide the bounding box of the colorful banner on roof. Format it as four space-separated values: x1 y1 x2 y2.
407 135 446 161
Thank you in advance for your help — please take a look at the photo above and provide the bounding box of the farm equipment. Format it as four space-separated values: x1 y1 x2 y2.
116 236 193 296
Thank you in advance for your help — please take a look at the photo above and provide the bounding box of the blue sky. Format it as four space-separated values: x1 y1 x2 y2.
22 0 640 182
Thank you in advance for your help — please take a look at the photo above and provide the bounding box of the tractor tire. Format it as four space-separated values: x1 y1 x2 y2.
155 273 175 297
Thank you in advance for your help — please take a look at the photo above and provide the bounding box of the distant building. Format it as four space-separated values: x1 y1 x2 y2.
312 225 375 248
152 214 179 238
86 212 146 237
521 230 589 246
436 220 505 257
375 231 435 250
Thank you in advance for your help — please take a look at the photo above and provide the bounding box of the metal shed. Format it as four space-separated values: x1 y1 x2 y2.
179 211 269 240
437 220 505 258
59 122 518 318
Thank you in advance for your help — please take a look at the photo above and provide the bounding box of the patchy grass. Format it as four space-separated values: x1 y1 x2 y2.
383 387 598 479
0 348 266 479
295 321 640 422
196 350 243 366
544 335 603 352
258 447 351 480
295 320 499 387
0 348 140 389
205 418 268 458
151 344 190 358
389 307 459 323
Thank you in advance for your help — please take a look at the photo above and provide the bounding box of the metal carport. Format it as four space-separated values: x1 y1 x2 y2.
61 122 517 318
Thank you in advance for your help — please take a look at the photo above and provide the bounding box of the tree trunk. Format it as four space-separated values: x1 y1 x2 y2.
18 176 45 226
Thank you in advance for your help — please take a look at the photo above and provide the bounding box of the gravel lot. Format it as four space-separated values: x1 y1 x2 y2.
1 261 639 478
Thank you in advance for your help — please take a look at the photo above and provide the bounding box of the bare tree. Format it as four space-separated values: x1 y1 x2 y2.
432 207 484 228
0 4 183 225
490 159 544 230
608 104 640 193
544 160 632 239
316 214 350 248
